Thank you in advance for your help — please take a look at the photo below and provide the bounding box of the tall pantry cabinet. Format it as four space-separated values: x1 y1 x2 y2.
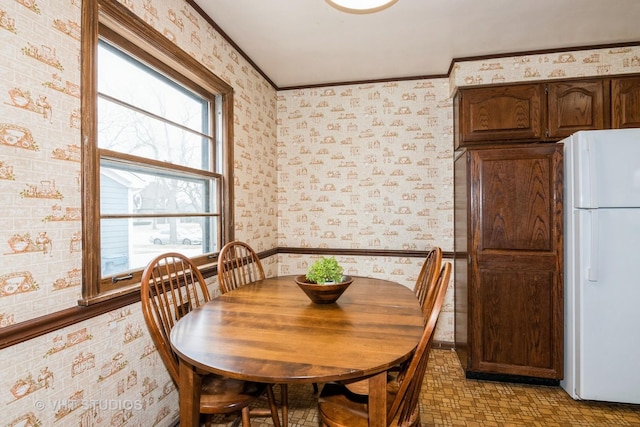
454 145 564 381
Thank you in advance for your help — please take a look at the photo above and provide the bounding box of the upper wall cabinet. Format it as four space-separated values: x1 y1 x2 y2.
612 76 640 129
455 84 544 148
454 75 640 149
546 79 607 138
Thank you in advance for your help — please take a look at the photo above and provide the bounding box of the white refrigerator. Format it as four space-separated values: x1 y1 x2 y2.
561 128 640 404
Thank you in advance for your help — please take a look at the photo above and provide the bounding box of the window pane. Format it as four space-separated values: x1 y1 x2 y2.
100 162 217 215
98 41 207 134
98 97 211 170
101 217 218 275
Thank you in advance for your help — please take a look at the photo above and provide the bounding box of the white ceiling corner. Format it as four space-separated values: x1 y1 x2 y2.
193 0 640 88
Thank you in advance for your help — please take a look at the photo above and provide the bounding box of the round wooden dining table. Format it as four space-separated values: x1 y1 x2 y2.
170 275 424 427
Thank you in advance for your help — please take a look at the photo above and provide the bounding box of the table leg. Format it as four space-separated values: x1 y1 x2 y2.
281 384 288 427
368 371 387 427
178 358 201 427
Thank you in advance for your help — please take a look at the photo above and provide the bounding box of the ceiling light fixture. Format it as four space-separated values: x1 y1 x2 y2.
326 0 399 14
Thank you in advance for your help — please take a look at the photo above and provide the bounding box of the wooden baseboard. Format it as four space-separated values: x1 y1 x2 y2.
432 340 455 351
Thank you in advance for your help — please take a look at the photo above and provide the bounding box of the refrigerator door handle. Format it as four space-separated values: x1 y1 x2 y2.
576 136 598 208
587 210 599 282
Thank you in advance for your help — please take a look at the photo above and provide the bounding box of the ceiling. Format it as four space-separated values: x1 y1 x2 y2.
192 0 640 89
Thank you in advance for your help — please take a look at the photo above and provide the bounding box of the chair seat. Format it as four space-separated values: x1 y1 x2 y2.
318 382 373 427
319 381 408 427
200 374 268 414
342 371 399 395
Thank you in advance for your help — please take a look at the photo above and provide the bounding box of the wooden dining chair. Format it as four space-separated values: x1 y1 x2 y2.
413 246 443 316
317 262 452 427
140 252 281 427
342 246 440 394
217 240 298 425
217 240 266 294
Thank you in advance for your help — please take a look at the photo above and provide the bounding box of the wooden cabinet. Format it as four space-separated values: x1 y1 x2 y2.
456 84 544 148
454 144 564 381
455 79 612 148
612 76 640 128
547 79 607 138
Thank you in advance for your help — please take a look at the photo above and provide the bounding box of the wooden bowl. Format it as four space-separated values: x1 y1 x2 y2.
294 275 354 304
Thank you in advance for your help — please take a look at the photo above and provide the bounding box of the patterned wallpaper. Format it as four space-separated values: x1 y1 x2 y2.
276 80 454 252
1 0 83 324
1 0 639 423
450 45 640 91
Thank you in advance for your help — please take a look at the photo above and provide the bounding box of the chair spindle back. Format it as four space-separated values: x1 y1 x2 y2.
413 247 443 317
140 252 210 384
390 262 451 426
217 241 265 294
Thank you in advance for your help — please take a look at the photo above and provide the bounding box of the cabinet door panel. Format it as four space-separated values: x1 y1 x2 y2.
459 85 543 144
468 144 564 379
479 155 553 251
612 77 640 128
476 268 557 377
547 80 605 138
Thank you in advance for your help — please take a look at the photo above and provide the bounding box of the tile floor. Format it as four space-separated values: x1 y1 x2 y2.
206 348 640 426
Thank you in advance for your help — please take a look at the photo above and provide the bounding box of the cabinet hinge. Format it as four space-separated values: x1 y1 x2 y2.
545 84 549 95
545 128 550 138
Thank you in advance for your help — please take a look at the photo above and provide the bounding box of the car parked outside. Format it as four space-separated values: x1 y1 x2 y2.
149 229 202 245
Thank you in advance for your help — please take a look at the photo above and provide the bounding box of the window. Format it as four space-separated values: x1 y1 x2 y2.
81 0 234 303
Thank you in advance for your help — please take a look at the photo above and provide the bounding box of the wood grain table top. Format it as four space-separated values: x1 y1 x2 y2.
170 275 424 384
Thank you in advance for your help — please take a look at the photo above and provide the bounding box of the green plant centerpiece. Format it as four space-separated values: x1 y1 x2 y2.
305 256 344 284
295 257 353 304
